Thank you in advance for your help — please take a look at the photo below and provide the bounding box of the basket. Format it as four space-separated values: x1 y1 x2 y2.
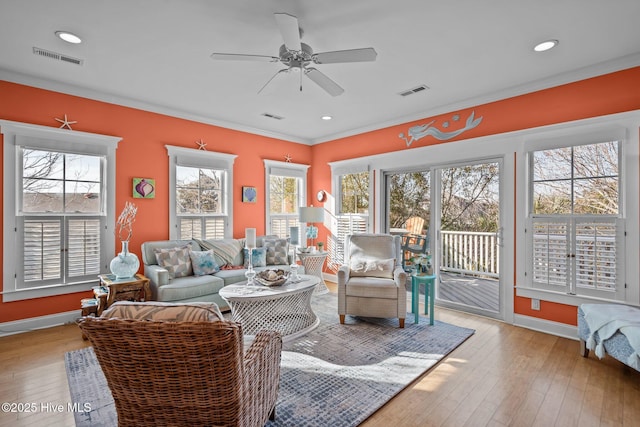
255 269 289 286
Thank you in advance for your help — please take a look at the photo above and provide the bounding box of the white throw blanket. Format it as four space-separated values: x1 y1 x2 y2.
581 303 640 369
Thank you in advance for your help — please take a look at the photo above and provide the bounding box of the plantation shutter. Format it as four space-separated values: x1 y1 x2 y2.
527 216 624 299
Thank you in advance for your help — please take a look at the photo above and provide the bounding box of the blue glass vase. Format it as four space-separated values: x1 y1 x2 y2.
109 241 140 279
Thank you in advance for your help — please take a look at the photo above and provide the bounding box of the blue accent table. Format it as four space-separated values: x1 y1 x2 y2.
411 274 436 325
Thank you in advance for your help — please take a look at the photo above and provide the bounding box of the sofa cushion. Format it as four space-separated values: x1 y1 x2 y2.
349 257 395 279
189 249 220 276
264 238 289 265
243 247 267 267
154 245 193 279
155 275 225 301
101 301 224 322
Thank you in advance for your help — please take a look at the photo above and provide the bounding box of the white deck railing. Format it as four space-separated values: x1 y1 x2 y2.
440 230 499 278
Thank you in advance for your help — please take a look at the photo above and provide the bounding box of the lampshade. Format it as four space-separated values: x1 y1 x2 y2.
299 206 324 223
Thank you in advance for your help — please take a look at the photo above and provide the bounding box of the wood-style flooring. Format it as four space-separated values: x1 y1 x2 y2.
1 283 638 427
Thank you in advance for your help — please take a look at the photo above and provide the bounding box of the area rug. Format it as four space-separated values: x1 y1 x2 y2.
66 293 474 427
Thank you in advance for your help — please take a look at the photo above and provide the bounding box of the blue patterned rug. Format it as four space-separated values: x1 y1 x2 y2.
66 293 474 426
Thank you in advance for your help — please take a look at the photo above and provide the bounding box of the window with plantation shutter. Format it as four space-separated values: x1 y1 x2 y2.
327 165 371 271
526 138 625 301
1 120 119 301
264 160 308 241
167 146 236 240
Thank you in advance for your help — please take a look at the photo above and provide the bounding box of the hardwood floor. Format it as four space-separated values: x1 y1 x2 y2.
1 285 639 427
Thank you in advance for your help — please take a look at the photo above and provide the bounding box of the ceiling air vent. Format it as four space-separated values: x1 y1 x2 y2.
33 47 83 66
399 84 429 97
261 112 284 120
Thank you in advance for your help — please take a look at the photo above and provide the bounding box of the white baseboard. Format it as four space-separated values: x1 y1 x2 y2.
0 310 79 337
514 314 578 341
323 272 337 284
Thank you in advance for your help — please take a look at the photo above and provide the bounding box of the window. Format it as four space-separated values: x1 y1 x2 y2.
166 146 236 240
264 160 308 240
1 120 119 301
526 139 624 300
328 161 371 270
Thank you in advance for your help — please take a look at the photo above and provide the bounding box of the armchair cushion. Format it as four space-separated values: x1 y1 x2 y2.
101 301 224 322
349 257 395 278
154 245 193 278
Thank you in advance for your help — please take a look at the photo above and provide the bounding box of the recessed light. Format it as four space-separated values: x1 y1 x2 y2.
55 31 82 44
321 115 332 121
533 39 558 52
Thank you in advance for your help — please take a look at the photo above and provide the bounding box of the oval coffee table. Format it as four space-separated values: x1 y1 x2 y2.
219 274 320 342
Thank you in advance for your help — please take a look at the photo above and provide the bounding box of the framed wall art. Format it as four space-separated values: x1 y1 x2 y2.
242 186 257 203
133 178 156 199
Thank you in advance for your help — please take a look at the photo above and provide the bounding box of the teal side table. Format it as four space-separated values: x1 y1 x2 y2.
411 274 436 325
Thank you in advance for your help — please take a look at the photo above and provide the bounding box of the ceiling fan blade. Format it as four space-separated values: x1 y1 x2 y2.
274 13 302 51
305 68 344 96
211 53 279 62
258 69 289 94
313 48 377 64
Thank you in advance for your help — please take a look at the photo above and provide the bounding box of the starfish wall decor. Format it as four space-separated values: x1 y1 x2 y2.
55 114 77 130
284 154 292 162
196 139 207 150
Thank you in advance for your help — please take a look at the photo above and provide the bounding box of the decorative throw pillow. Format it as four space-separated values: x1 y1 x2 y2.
243 247 267 268
189 249 220 276
349 257 396 279
154 245 193 279
263 238 289 265
101 301 224 322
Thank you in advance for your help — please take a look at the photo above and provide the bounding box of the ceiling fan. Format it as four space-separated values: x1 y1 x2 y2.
211 13 377 96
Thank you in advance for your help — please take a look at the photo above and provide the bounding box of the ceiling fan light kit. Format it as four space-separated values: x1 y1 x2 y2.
211 12 377 96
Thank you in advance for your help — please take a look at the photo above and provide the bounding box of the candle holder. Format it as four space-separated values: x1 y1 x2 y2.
289 244 302 282
245 246 256 285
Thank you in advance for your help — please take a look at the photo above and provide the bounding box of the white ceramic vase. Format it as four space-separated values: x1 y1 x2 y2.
109 241 140 279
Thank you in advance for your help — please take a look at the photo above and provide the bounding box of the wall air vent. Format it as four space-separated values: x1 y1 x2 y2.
399 84 429 97
261 113 284 120
33 47 83 66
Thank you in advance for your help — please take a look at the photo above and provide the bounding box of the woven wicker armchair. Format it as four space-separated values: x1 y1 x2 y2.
78 301 282 427
338 233 407 328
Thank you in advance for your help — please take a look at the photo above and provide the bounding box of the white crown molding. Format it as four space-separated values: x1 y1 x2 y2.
311 52 640 145
0 68 313 145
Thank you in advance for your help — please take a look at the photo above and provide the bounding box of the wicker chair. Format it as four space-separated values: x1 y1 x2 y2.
78 301 282 427
338 233 407 328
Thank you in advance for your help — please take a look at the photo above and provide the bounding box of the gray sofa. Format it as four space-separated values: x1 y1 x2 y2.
141 235 300 310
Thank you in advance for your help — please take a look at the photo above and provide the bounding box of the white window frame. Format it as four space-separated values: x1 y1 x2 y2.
166 145 237 239
517 122 639 306
328 160 372 269
1 120 120 302
264 160 309 239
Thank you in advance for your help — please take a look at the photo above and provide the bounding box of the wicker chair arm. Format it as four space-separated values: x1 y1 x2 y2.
242 330 283 425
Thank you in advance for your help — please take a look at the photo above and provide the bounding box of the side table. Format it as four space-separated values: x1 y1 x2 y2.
297 251 329 295
95 273 151 316
411 274 436 325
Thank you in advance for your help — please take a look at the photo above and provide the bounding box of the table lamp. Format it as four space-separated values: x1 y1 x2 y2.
299 206 324 251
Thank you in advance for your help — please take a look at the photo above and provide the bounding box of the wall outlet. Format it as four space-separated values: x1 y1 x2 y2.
531 298 540 311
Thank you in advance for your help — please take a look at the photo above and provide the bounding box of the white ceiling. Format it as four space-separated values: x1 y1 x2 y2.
1 0 640 145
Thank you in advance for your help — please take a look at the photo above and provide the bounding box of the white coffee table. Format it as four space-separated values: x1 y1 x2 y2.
219 274 320 342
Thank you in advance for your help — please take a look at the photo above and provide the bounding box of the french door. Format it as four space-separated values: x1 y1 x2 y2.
433 159 504 319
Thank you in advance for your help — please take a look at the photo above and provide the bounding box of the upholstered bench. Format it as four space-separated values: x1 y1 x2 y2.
578 304 640 372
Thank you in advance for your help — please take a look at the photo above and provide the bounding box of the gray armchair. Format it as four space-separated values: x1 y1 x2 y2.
338 233 407 328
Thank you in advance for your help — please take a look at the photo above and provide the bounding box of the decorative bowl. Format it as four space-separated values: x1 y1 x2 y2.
255 269 289 286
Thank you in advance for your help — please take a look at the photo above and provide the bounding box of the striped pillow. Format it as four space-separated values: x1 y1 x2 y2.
100 301 224 322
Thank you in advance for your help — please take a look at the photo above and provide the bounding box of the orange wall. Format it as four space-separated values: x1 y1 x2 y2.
2 66 640 326
311 66 640 326
0 80 311 323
